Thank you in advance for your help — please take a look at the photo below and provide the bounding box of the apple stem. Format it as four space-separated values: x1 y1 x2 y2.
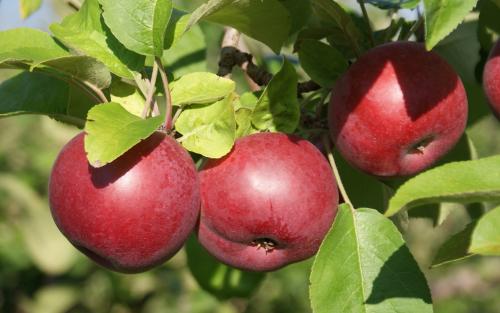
155 57 173 131
322 135 353 209
357 0 375 47
142 61 159 119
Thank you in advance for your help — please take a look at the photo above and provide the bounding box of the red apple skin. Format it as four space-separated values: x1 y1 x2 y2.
49 132 200 273
329 41 468 178
483 39 500 119
198 132 338 272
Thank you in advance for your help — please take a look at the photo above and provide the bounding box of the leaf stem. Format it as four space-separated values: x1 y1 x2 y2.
155 57 173 131
358 0 375 47
81 80 108 103
142 62 159 119
322 135 353 209
401 18 423 41
171 105 184 128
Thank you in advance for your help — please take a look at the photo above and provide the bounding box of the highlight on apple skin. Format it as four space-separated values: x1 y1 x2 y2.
197 132 339 272
483 39 500 119
329 41 468 178
49 132 200 273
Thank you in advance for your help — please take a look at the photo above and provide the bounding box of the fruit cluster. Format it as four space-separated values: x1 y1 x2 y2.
48 40 500 273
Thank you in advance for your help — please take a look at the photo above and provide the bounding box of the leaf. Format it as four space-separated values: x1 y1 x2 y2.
185 236 265 300
298 40 348 87
19 0 42 19
110 80 145 117
170 72 235 106
163 21 206 78
175 95 236 158
432 222 476 267
163 8 192 50
35 56 112 89
311 0 366 57
366 0 420 9
251 59 300 133
310 204 433 313
279 0 312 34
478 0 500 51
470 205 500 255
188 0 291 53
50 0 145 78
99 0 173 56
84 102 163 167
386 156 500 217
235 91 259 138
0 28 69 64
423 0 478 50
0 72 95 127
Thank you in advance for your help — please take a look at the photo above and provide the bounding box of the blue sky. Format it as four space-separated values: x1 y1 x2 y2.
0 0 59 31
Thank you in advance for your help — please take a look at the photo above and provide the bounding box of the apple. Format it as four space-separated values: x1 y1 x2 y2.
483 39 500 119
197 132 338 272
329 41 468 178
49 132 200 273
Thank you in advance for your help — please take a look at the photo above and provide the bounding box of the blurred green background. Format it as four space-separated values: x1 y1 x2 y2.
1 0 500 312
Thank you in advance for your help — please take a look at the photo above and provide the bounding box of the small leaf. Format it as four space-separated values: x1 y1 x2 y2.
35 56 112 89
0 72 95 127
175 95 236 158
298 40 348 87
0 28 69 64
470 206 500 255
99 0 173 56
84 102 163 167
366 0 420 9
185 236 265 300
386 156 500 217
310 204 433 313
311 0 366 57
424 0 478 50
19 0 42 19
170 72 235 106
187 0 291 53
432 222 476 267
50 0 144 78
235 91 259 138
252 59 300 133
110 80 145 117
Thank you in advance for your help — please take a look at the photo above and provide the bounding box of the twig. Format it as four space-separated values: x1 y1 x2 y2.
66 0 82 10
358 0 375 47
219 28 241 78
141 62 159 119
171 105 184 128
401 18 424 41
322 135 353 209
155 57 173 131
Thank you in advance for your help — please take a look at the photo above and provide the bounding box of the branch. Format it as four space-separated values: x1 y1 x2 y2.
66 0 82 10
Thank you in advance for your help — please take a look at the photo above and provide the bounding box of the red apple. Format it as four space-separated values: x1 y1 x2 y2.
198 132 338 272
329 41 468 178
49 132 200 273
483 39 500 119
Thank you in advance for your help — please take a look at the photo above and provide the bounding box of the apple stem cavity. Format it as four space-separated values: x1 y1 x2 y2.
408 135 435 155
155 57 173 132
322 135 353 209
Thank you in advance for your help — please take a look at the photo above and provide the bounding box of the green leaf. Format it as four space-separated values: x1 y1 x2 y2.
0 28 69 64
110 80 145 117
185 236 265 300
235 91 259 138
163 21 206 78
424 0 478 50
432 222 476 267
310 204 433 313
298 40 348 87
35 56 112 89
386 156 500 217
84 102 163 167
175 95 236 158
188 0 291 53
366 0 420 9
99 0 173 56
478 0 500 51
279 0 312 34
164 8 192 50
0 72 95 127
50 0 145 78
170 72 235 106
251 59 300 133
19 0 42 19
470 205 500 255
311 0 366 57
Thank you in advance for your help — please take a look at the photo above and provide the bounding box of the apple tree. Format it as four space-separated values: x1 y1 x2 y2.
1 0 500 312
